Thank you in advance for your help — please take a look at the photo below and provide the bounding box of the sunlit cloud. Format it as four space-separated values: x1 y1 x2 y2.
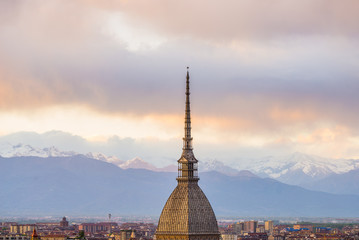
0 106 183 140
103 13 167 52
0 0 358 160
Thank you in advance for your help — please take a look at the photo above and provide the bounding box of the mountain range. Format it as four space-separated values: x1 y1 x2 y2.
1 154 359 217
1 143 359 195
239 152 359 183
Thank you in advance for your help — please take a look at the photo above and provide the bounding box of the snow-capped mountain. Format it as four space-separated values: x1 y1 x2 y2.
2 143 359 189
302 168 359 195
119 157 158 171
201 153 359 185
2 155 359 217
85 152 124 165
0 143 123 165
118 157 177 172
0 143 172 172
201 159 245 176
0 143 77 158
117 157 257 176
236 152 359 185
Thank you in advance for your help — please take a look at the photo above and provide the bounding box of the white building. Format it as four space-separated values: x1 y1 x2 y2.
221 234 237 240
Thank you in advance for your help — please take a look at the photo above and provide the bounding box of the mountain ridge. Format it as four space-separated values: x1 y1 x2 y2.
2 143 359 195
1 155 359 217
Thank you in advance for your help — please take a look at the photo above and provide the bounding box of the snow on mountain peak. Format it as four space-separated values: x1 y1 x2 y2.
119 157 157 171
201 159 242 176
2 143 359 187
0 143 76 158
85 152 124 165
234 152 359 185
0 143 127 166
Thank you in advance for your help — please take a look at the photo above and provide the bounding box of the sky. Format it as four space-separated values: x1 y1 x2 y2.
0 0 359 166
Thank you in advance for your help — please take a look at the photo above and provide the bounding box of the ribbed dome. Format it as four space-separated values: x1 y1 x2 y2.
156 181 220 237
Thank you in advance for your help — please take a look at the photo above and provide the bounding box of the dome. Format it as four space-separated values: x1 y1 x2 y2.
156 181 220 237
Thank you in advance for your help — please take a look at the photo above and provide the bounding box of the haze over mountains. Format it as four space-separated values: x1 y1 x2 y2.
1 143 359 217
1 143 359 195
1 153 359 218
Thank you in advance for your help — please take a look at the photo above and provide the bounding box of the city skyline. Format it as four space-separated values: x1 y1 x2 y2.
1 1 359 166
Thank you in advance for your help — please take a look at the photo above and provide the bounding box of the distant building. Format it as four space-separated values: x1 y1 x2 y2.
221 234 237 240
79 223 117 234
59 217 69 228
244 221 258 233
0 235 29 240
232 222 244 234
35 223 59 228
265 221 273 234
10 224 36 235
315 227 331 233
257 225 265 233
112 230 133 240
41 235 67 240
2 222 18 227
293 224 312 232
239 233 268 240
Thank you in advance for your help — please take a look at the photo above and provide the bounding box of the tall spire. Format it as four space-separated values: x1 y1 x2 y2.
177 67 198 181
184 67 192 150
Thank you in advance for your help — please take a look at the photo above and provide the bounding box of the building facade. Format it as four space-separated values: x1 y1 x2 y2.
59 217 69 228
10 225 36 235
221 234 237 240
79 223 117 234
243 221 257 233
265 221 273 234
0 236 29 240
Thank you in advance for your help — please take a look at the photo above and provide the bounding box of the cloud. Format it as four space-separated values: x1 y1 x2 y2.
1 128 358 165
87 0 359 41
0 131 180 166
0 0 359 159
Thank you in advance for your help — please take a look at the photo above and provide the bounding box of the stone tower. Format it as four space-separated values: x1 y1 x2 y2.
155 68 220 240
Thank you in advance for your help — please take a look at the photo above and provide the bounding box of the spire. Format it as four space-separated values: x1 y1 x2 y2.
31 228 39 240
32 228 38 238
130 230 136 240
184 66 192 150
177 67 198 181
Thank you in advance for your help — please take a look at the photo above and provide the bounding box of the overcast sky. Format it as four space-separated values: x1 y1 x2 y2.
0 0 359 165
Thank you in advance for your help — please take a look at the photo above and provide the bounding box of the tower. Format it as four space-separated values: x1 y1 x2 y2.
129 230 136 240
155 68 220 240
31 228 39 240
60 217 69 228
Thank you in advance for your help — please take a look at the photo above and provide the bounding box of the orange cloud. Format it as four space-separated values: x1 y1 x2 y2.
296 125 349 144
269 107 317 123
